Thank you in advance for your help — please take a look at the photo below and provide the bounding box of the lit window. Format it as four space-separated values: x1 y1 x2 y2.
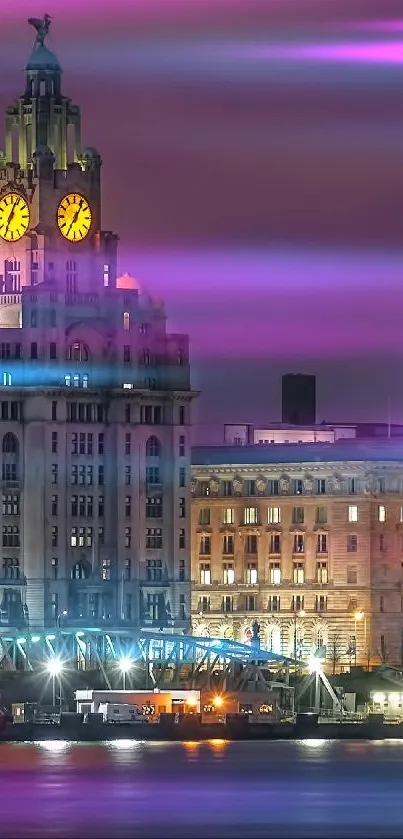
65 375 71 387
222 508 234 525
200 563 211 585
269 563 281 585
246 563 258 585
223 563 235 585
244 507 258 525
73 374 80 387
123 383 133 389
348 505 359 523
103 264 110 287
123 312 130 330
3 373 11 386
268 506 281 525
82 374 88 389
378 505 386 523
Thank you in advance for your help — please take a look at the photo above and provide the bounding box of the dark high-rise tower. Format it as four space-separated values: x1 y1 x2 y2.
281 374 316 425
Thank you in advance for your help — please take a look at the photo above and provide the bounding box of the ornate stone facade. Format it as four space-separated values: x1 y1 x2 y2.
191 446 403 669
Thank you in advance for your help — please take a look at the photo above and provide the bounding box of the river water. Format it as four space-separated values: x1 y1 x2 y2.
0 738 402 837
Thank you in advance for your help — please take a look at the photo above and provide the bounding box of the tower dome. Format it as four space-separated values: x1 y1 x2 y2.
26 45 61 73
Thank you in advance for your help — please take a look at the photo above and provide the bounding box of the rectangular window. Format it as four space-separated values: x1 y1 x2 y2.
222 507 234 525
179 529 186 550
51 432 58 454
222 595 233 613
292 595 304 612
245 480 256 496
293 562 304 584
199 535 211 555
246 594 256 611
315 595 327 612
246 534 257 553
199 596 210 613
179 498 186 518
292 507 304 525
51 494 58 516
179 467 186 488
123 345 131 363
51 557 58 580
222 480 232 497
125 433 131 455
146 466 160 485
348 505 359 523
179 435 185 457
124 465 130 486
102 559 111 581
269 562 281 585
125 527 131 548
347 534 358 553
146 529 163 550
268 595 280 612
98 433 104 455
50 342 57 360
125 403 131 424
200 563 211 585
146 497 163 518
223 534 234 554
246 563 258 585
316 533 328 554
379 534 385 552
51 464 58 485
145 563 162 589
315 479 326 495
52 526 58 547
293 534 304 554
30 341 38 359
316 561 328 584
269 533 281 554
268 480 279 496
348 477 358 494
223 563 235 585
198 508 210 526
378 505 386 523
292 479 303 495
347 565 357 584
125 495 131 517
179 406 185 425
244 507 258 525
315 506 327 525
268 506 281 525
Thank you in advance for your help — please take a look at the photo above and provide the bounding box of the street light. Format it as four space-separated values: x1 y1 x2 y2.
354 610 366 667
118 656 133 690
293 609 305 669
46 658 63 707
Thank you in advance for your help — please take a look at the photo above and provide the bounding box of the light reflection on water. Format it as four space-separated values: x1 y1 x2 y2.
1 739 403 836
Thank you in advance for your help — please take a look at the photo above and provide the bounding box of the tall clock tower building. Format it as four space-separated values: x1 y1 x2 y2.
0 33 118 325
0 21 193 634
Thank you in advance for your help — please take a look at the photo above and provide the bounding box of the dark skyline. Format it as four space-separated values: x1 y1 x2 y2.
2 1 403 441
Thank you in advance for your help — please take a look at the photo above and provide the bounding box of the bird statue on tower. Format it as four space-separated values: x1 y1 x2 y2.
28 14 52 47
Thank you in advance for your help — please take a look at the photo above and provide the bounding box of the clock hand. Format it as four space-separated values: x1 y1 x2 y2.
67 199 84 234
4 202 16 234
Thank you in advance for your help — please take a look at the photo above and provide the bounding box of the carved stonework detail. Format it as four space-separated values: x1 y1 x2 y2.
209 478 220 495
233 477 243 495
190 480 197 495
279 475 290 494
256 477 267 494
328 476 340 492
304 475 314 493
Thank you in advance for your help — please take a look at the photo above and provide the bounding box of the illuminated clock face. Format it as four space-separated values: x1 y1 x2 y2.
0 192 30 242
57 193 92 242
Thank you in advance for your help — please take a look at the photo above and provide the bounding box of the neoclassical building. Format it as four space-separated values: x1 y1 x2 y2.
191 442 403 669
0 21 194 630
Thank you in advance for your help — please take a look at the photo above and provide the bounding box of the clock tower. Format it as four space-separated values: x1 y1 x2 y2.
0 16 118 327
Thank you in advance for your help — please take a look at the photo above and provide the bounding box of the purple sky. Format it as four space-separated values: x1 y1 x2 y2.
2 1 403 441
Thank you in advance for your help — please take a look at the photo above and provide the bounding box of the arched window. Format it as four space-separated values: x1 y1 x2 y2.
71 561 90 580
2 433 18 454
68 342 89 362
146 436 161 458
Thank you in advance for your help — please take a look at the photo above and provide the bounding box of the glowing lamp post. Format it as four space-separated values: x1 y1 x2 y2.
46 658 63 707
118 656 133 691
